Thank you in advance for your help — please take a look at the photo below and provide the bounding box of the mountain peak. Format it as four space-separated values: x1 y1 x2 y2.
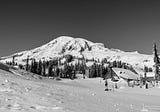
47 36 73 45
0 35 154 69
54 36 74 41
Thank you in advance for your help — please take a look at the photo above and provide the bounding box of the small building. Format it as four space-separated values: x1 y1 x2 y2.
109 67 140 88
141 72 155 84
112 68 140 81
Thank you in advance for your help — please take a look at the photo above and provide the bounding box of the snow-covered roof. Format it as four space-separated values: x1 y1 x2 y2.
134 68 144 75
112 67 139 80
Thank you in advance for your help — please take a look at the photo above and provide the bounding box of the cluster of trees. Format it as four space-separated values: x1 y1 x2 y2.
6 61 17 66
6 54 153 80
88 63 109 78
28 59 86 79
6 56 18 66
104 60 139 73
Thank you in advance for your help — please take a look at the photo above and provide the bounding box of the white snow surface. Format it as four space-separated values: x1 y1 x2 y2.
0 36 154 69
0 67 160 112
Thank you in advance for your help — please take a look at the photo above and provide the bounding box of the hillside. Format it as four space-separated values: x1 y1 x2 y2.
0 66 160 112
0 36 154 69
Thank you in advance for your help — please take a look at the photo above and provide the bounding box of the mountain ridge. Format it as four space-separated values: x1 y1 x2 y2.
0 36 154 69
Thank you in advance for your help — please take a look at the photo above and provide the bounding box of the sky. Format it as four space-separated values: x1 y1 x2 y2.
0 0 160 56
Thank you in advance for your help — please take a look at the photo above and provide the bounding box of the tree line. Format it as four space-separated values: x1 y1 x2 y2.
5 54 152 80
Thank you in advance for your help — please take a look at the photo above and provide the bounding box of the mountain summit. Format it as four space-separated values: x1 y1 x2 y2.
0 36 153 69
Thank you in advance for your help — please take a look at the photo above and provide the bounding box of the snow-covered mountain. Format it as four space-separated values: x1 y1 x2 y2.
0 36 154 69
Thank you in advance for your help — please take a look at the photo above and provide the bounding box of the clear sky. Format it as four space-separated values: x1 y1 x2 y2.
0 0 160 57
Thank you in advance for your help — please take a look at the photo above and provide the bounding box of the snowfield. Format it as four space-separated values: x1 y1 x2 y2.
0 36 154 69
0 68 160 112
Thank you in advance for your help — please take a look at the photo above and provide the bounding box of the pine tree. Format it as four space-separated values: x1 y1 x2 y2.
12 55 15 66
26 56 30 71
18 64 24 69
67 65 72 79
153 43 159 64
90 63 97 78
42 61 46 76
30 59 34 72
112 61 117 67
153 42 160 82
144 66 149 73
30 59 37 74
59 68 63 78
55 67 60 77
144 66 147 86
48 63 53 76
37 60 42 75
73 66 76 79
148 67 153 72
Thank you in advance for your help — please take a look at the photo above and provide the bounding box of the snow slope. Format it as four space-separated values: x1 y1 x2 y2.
0 68 160 112
0 36 154 69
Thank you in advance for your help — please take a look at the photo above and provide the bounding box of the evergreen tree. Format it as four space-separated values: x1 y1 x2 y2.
144 66 149 73
48 63 53 76
55 67 60 77
42 61 46 76
26 56 30 71
12 55 16 66
67 65 72 79
73 66 76 79
153 42 160 82
59 68 63 78
148 67 153 72
37 60 42 75
112 61 117 67
18 64 24 69
153 43 159 64
89 63 97 78
30 59 37 74
30 59 34 72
